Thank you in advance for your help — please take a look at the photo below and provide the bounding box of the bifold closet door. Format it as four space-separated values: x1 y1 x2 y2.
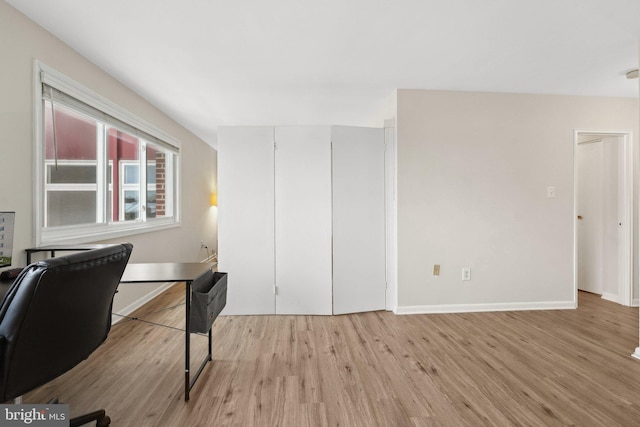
274 127 333 314
218 126 275 315
332 126 386 314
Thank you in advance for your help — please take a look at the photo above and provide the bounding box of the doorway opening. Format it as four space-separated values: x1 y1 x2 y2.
574 130 634 307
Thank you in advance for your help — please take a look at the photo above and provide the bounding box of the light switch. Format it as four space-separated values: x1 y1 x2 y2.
547 186 556 198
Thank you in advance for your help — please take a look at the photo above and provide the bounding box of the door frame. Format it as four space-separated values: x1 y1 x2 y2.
573 129 634 307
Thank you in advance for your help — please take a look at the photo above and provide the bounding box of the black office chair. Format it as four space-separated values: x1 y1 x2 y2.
0 243 133 427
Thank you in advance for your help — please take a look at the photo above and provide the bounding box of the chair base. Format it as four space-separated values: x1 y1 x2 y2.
70 410 110 427
47 398 110 426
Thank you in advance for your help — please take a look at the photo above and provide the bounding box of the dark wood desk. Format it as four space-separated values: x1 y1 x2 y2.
120 262 215 401
120 262 213 284
0 261 215 401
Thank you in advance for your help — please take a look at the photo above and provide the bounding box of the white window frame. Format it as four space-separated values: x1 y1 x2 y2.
34 61 181 246
119 159 158 222
44 160 99 226
43 160 115 227
144 160 158 219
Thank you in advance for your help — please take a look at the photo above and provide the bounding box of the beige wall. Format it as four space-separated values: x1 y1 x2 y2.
396 89 639 312
0 3 217 310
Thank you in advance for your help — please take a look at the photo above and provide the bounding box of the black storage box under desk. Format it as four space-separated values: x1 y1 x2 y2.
189 270 227 333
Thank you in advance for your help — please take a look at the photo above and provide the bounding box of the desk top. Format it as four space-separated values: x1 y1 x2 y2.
120 262 215 283
0 262 216 303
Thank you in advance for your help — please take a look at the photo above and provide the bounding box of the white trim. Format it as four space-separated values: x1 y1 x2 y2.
139 142 147 222
33 60 180 246
573 130 634 307
621 134 634 306
96 124 106 224
384 119 398 312
33 60 45 247
41 220 179 246
120 160 141 221
632 347 640 361
43 160 115 228
395 300 575 315
44 160 100 226
601 292 623 304
111 281 177 325
38 61 180 150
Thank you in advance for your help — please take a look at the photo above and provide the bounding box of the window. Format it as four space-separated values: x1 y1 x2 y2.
35 62 180 245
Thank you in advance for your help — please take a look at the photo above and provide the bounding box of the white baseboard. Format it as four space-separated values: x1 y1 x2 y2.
601 292 623 304
111 281 177 324
395 300 575 315
632 347 640 361
602 293 639 307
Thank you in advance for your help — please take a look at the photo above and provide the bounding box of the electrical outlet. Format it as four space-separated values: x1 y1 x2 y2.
462 267 471 281
433 264 440 276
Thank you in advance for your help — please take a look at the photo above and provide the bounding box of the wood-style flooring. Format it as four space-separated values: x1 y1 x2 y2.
24 289 640 426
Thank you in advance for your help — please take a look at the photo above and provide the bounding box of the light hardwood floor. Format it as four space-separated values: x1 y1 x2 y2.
25 289 640 426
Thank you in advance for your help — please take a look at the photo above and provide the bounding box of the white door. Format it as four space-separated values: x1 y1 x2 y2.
218 127 276 314
274 127 333 314
601 138 621 299
332 126 386 314
576 140 603 295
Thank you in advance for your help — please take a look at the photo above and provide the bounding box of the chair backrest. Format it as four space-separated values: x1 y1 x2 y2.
0 243 132 401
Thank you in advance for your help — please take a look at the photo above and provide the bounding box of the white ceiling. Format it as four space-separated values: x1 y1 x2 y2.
7 0 640 147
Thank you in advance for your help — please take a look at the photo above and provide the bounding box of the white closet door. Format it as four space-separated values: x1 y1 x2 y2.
332 126 386 314
218 126 275 315
577 140 604 295
274 127 333 314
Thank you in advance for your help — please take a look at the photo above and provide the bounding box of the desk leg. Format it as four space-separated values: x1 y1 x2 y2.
184 280 214 401
185 281 191 401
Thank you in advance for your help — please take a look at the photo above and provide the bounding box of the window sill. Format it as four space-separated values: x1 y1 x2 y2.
38 220 180 246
